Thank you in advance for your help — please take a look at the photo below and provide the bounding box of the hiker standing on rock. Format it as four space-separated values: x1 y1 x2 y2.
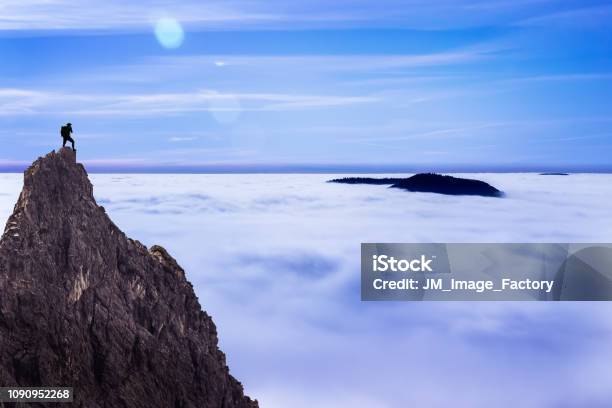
60 122 76 151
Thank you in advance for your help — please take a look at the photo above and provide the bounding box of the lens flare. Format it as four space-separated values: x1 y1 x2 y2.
208 93 241 125
154 18 184 49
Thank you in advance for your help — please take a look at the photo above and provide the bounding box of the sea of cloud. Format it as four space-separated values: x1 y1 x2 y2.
1 172 612 407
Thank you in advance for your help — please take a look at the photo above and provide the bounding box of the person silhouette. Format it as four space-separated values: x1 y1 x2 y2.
60 122 76 151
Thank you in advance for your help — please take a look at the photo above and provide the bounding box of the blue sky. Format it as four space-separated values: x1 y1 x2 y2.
1 0 611 170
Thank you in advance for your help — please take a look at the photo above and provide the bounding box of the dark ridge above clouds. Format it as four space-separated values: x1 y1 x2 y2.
329 173 503 197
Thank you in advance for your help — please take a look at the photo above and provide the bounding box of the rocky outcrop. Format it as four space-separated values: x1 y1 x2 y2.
0 148 258 407
329 173 503 197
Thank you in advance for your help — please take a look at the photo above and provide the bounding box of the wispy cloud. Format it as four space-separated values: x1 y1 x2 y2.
0 88 54 114
57 173 612 407
504 73 612 83
205 51 490 71
140 49 495 76
0 0 574 32
0 0 276 31
169 136 199 142
345 122 511 144
462 0 558 11
517 4 612 28
0 88 378 116
341 72 612 88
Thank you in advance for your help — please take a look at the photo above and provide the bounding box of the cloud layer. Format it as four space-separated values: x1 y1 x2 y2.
3 172 612 407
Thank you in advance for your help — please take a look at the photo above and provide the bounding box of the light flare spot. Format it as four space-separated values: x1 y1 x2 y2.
154 18 184 49
207 92 242 125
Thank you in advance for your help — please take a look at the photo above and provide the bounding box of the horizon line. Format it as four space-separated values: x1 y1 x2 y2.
0 162 611 174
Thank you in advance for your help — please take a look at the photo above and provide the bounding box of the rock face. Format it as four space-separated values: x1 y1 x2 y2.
0 148 258 407
329 173 503 197
390 173 502 197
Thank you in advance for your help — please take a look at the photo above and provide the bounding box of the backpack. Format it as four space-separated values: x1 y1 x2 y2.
61 125 70 138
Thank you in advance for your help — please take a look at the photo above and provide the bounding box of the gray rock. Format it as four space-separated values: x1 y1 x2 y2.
0 148 258 407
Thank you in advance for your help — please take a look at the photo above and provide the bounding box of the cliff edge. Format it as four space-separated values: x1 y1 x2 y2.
0 148 258 407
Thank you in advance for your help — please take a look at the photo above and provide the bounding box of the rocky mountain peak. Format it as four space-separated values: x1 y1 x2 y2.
0 148 258 407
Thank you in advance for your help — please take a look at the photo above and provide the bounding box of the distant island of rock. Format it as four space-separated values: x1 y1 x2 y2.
540 172 569 176
329 173 503 197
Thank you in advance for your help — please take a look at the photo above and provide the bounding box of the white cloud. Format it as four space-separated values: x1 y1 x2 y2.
0 0 576 32
0 88 378 116
2 172 612 406
64 48 499 89
517 4 612 28
146 49 494 73
210 52 487 70
93 173 612 407
0 0 275 31
0 88 55 114
169 136 198 142
503 73 612 83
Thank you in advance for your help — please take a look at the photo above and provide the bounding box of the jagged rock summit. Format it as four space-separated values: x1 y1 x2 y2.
0 148 258 407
